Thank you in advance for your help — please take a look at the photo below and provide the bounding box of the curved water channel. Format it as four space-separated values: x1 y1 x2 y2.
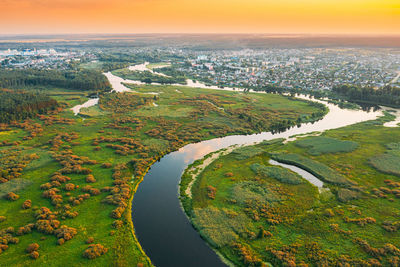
71 64 393 266
71 63 240 115
269 159 324 189
131 102 382 266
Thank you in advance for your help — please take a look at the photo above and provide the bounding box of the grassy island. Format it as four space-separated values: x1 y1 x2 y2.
181 112 400 266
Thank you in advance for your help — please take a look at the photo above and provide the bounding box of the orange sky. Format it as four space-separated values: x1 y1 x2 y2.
0 0 399 35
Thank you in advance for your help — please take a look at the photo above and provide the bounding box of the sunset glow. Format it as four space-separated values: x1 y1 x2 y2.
1 0 399 35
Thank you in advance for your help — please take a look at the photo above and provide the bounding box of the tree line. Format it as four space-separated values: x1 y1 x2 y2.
252 84 400 108
332 85 400 107
0 89 58 123
0 69 111 92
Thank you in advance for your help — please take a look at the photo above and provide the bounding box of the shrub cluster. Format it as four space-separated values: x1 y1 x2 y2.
54 225 77 245
51 150 94 175
295 136 358 156
206 185 217 200
93 136 146 156
192 207 250 248
85 175 96 183
232 243 262 266
382 221 400 232
16 224 35 235
370 154 400 177
230 181 281 205
82 244 108 259
38 115 74 126
344 217 376 226
4 192 19 201
372 187 400 199
232 146 264 160
26 243 39 259
10 120 43 140
0 148 39 183
330 224 352 235
35 207 60 234
22 199 32 209
337 189 360 202
102 164 131 219
68 193 91 206
0 227 19 254
251 163 303 184
267 245 298 266
354 238 400 258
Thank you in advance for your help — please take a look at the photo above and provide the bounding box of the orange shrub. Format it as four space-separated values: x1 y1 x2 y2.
86 175 96 183
207 185 217 200
65 183 76 191
22 200 32 209
26 243 39 253
54 225 77 242
30 251 39 259
83 244 108 259
5 192 19 201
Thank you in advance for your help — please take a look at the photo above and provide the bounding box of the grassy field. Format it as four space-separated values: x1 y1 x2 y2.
0 84 325 266
181 112 400 266
146 63 171 70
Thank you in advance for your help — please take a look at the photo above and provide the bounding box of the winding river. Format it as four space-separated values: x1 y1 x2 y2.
71 65 391 266
71 63 240 115
131 98 381 266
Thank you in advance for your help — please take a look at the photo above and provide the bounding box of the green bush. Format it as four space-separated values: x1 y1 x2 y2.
369 142 400 176
337 188 360 202
230 181 281 204
295 136 358 156
250 163 303 184
370 153 400 176
232 146 264 160
259 138 285 146
192 207 250 248
271 153 352 185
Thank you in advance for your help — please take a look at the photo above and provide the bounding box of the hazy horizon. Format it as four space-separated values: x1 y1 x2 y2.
1 0 399 35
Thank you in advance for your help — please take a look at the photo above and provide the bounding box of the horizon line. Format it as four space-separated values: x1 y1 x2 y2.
1 33 400 37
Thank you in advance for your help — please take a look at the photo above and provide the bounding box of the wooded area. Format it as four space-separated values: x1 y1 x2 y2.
332 85 400 107
0 69 111 92
0 89 58 123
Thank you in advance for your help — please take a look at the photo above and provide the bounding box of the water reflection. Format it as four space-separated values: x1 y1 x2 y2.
132 100 382 267
269 159 324 188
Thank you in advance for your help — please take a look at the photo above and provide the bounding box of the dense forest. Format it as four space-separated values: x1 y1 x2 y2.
0 69 111 92
0 89 58 123
332 85 400 107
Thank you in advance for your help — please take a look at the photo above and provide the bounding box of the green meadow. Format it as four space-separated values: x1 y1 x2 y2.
181 112 400 266
0 84 325 266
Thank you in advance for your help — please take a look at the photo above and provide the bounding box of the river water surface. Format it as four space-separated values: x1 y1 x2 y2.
131 100 381 266
71 65 388 266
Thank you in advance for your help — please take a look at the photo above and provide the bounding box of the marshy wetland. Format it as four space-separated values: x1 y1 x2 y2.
180 110 400 266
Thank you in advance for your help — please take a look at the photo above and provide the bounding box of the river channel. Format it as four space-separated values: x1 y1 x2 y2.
131 99 381 266
71 64 386 266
